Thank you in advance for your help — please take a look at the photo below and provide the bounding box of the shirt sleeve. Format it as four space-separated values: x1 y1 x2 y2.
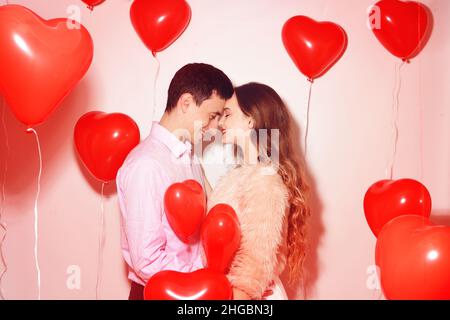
120 159 189 283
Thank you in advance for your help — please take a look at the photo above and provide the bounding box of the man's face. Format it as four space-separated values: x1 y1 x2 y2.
186 92 226 144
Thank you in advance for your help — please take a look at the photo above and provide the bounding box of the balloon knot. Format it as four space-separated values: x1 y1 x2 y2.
307 78 314 83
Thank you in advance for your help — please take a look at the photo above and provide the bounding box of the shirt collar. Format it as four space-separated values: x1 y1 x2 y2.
148 121 192 158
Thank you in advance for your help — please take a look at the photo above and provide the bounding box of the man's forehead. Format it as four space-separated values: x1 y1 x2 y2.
205 95 225 112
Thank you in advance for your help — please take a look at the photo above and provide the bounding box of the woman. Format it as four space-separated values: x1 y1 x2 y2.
207 82 311 300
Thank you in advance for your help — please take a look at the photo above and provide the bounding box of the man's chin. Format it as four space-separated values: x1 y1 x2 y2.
203 128 220 136
199 129 220 143
221 132 233 145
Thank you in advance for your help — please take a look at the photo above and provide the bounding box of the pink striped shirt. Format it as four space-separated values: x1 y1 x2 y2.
116 121 205 286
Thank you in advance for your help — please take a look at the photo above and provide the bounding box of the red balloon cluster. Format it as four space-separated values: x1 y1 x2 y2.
146 186 241 300
130 0 191 57
0 5 93 127
74 111 141 183
364 179 450 299
282 0 433 82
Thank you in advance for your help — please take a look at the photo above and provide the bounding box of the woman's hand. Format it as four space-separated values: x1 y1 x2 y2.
232 288 251 300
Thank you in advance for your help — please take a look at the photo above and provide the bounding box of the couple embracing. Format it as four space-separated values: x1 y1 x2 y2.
116 63 310 300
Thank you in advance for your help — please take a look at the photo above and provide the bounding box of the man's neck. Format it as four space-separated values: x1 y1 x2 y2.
159 112 189 142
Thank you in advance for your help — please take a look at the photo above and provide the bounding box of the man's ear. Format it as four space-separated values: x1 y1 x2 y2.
178 93 194 113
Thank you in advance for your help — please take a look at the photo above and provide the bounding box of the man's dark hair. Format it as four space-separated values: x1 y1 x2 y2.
165 63 234 112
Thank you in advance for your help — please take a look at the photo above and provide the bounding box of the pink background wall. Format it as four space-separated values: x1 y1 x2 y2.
0 0 448 299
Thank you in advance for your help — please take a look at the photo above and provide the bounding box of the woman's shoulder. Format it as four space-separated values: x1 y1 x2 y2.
236 162 289 201
240 161 285 183
210 161 288 199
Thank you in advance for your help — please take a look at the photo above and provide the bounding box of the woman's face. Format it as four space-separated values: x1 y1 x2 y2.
218 93 254 145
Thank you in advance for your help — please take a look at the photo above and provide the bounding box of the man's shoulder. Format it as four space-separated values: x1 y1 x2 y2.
124 135 171 163
118 138 169 179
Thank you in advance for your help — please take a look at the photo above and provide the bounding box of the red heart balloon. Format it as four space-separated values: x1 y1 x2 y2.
201 204 241 273
164 180 206 243
130 0 191 56
0 5 93 126
369 0 432 61
376 215 450 300
282 15 347 81
81 0 106 11
364 179 431 237
144 268 232 300
74 111 140 183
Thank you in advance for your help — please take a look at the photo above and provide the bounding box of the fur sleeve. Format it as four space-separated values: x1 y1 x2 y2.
227 165 289 299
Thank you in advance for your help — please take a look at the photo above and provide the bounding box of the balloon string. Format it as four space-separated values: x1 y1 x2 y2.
386 61 405 180
419 58 424 182
0 100 9 300
152 55 161 121
377 288 383 300
26 127 42 300
96 182 106 300
304 80 313 159
386 62 399 179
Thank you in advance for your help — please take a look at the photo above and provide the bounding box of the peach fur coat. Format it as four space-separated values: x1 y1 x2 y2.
206 162 290 299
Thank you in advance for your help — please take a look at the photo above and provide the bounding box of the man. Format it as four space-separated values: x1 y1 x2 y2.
116 63 234 300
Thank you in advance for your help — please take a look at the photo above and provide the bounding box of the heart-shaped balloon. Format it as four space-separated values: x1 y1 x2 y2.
364 179 431 237
0 5 93 126
81 0 106 11
282 15 347 81
202 204 241 273
130 0 191 56
144 268 232 300
74 111 140 183
369 0 432 61
376 215 450 300
164 180 206 243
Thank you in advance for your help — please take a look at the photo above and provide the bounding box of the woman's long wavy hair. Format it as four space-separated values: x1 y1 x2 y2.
234 82 311 285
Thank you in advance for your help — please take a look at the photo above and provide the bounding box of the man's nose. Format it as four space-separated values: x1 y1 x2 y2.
217 116 224 129
208 117 219 130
